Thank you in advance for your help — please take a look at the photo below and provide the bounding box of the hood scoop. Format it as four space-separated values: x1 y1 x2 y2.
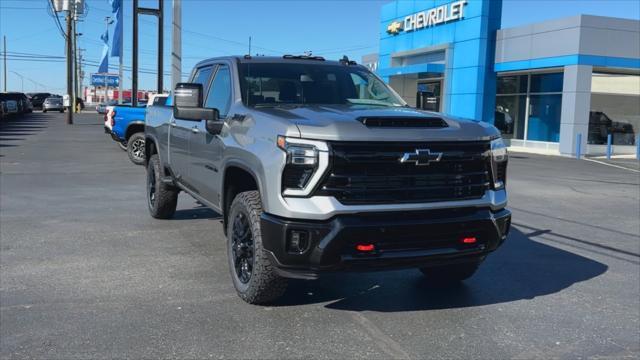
357 116 448 128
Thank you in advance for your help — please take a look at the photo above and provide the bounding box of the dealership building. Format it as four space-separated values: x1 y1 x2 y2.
364 0 640 156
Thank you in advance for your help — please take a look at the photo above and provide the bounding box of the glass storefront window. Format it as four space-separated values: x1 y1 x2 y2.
497 75 527 94
527 94 562 142
495 95 526 139
530 73 564 93
496 72 564 142
588 73 640 145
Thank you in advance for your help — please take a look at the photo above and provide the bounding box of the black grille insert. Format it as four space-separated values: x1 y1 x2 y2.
357 116 448 128
316 141 491 205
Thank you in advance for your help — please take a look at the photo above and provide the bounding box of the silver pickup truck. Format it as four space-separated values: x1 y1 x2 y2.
144 55 511 304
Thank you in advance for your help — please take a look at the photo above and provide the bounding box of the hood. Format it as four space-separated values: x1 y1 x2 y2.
253 104 499 142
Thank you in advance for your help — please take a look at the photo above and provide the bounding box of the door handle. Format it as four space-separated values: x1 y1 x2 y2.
191 127 200 133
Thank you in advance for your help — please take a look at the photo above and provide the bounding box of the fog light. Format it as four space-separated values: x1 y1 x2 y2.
288 230 309 254
461 236 477 244
355 243 375 252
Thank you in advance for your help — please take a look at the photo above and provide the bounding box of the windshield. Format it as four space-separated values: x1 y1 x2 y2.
239 63 405 107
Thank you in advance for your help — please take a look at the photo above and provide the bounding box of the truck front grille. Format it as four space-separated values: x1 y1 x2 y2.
315 141 491 205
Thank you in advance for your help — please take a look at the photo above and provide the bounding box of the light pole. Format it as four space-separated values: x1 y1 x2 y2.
104 16 113 102
10 70 24 92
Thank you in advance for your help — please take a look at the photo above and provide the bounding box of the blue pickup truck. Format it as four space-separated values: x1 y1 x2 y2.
106 94 168 165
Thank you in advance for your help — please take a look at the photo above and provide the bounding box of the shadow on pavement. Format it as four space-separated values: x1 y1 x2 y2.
274 227 608 311
0 113 49 148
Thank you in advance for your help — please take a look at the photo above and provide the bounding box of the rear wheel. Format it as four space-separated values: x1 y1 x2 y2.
419 262 480 284
127 132 146 165
146 154 178 219
227 191 287 304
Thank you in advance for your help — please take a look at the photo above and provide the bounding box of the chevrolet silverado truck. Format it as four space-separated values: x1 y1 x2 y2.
144 55 511 304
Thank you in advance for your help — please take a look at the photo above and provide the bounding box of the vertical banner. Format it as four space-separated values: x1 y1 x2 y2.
98 29 110 73
110 0 123 58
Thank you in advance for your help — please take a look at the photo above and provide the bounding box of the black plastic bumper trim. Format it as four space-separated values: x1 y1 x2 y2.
260 207 511 279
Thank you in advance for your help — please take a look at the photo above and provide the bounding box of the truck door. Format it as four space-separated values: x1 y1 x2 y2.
189 64 232 207
169 65 213 185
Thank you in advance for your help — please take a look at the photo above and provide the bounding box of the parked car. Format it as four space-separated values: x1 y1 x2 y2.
42 97 65 113
0 101 6 120
96 100 117 114
144 55 511 304
29 93 52 109
0 93 19 116
2 92 32 114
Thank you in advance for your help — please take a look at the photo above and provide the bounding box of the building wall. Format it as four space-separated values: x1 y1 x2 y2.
495 15 640 72
378 0 502 122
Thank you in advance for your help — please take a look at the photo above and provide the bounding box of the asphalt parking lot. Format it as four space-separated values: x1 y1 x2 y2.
1 112 639 359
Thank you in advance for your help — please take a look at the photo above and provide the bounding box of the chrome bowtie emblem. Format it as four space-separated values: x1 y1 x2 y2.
399 149 443 166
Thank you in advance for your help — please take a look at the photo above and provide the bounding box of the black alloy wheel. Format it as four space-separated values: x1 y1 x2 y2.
231 212 255 284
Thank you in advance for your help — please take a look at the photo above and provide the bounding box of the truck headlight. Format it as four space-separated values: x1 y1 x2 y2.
277 136 329 196
490 138 508 190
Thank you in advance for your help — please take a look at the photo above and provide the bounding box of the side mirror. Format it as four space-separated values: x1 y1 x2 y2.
173 82 223 135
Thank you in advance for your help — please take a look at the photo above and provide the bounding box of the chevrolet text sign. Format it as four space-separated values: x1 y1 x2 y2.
387 0 467 35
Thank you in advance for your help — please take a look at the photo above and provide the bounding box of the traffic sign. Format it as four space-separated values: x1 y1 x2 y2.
91 74 119 87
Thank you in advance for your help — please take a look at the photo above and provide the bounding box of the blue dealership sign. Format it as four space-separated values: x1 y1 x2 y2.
91 74 120 87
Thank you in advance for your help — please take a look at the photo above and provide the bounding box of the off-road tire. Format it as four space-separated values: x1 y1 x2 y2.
419 262 480 283
227 191 287 304
146 154 178 219
127 132 146 165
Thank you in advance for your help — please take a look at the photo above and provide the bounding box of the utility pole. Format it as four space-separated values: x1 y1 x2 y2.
171 0 181 91
3 36 7 92
66 12 74 124
248 36 251 56
72 15 77 113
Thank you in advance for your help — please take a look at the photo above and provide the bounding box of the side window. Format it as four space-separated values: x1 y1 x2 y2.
192 66 214 94
205 65 232 118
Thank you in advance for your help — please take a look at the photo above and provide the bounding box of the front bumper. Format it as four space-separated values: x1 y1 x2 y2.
260 207 511 279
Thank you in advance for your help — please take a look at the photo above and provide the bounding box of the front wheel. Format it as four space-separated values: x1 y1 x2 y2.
227 191 287 304
127 132 146 165
419 262 480 284
146 154 178 219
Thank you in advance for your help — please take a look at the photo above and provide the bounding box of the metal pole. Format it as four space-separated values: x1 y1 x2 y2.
636 136 640 160
157 0 164 93
132 0 139 107
66 13 74 125
606 133 612 160
575 133 582 160
72 15 77 113
171 0 181 91
118 18 124 104
3 36 7 92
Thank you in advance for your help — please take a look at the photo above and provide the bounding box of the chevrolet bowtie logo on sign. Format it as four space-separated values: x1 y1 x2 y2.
386 0 468 36
399 149 443 166
387 21 403 35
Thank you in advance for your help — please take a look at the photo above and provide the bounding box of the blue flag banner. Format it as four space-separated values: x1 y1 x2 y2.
110 0 123 58
98 29 110 73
